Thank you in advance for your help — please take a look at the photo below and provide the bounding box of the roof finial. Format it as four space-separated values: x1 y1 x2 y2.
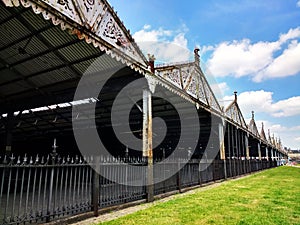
251 111 254 120
262 122 264 128
194 47 200 67
234 91 237 102
279 137 282 148
147 54 155 73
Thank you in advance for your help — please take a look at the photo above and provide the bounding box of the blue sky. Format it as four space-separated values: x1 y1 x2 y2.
108 0 300 149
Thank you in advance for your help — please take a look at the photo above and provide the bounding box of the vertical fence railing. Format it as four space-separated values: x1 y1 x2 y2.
0 154 278 225
0 155 93 225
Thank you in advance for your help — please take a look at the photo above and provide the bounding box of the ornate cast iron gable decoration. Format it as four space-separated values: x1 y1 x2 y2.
260 122 267 141
2 0 148 72
155 57 222 114
1 0 225 115
225 92 247 129
248 111 260 137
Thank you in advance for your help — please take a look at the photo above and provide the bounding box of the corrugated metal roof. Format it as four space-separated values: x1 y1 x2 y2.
22 36 49 55
58 41 100 62
0 2 11 23
0 68 19 83
40 26 77 47
0 1 141 114
72 59 96 74
1 40 30 63
21 9 50 30
1 37 49 64
0 18 31 46
0 79 32 95
29 67 75 86
13 52 64 76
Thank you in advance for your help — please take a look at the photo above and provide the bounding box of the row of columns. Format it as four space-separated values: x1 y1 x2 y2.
2 88 287 165
218 122 286 164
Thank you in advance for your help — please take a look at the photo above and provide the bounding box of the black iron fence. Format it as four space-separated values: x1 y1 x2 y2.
0 154 277 225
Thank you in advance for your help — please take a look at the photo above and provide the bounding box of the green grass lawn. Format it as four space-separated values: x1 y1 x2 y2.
100 166 300 225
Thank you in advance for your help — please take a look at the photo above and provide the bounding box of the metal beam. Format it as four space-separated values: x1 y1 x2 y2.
0 23 53 53
0 38 82 80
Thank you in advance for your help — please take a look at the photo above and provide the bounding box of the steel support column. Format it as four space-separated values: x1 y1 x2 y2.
235 128 240 175
245 134 250 160
227 123 232 177
231 124 236 176
219 123 227 179
240 131 246 173
271 148 274 161
258 143 262 160
143 89 153 202
275 151 279 165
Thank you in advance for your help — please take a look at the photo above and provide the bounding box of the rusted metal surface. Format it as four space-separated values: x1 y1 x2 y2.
155 52 222 114
142 89 148 158
1 0 148 69
147 90 152 159
142 89 154 202
0 0 287 160
219 123 225 160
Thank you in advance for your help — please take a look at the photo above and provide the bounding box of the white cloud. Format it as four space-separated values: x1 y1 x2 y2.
254 120 300 149
297 0 300 7
211 82 229 99
133 26 172 42
143 24 151 30
133 25 192 63
172 33 188 48
290 125 300 131
200 45 215 55
254 40 300 82
224 90 300 118
272 96 300 117
207 39 280 78
279 27 300 43
204 27 300 82
223 91 300 149
254 120 288 134
295 137 300 142
224 90 272 116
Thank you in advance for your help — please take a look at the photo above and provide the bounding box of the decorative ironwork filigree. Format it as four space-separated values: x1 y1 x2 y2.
187 76 197 97
84 0 94 12
57 0 71 10
102 17 133 53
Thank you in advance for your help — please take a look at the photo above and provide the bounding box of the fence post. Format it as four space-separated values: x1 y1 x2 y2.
198 159 202 185
146 157 154 202
212 160 216 181
91 157 100 216
177 160 182 193
46 139 57 223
